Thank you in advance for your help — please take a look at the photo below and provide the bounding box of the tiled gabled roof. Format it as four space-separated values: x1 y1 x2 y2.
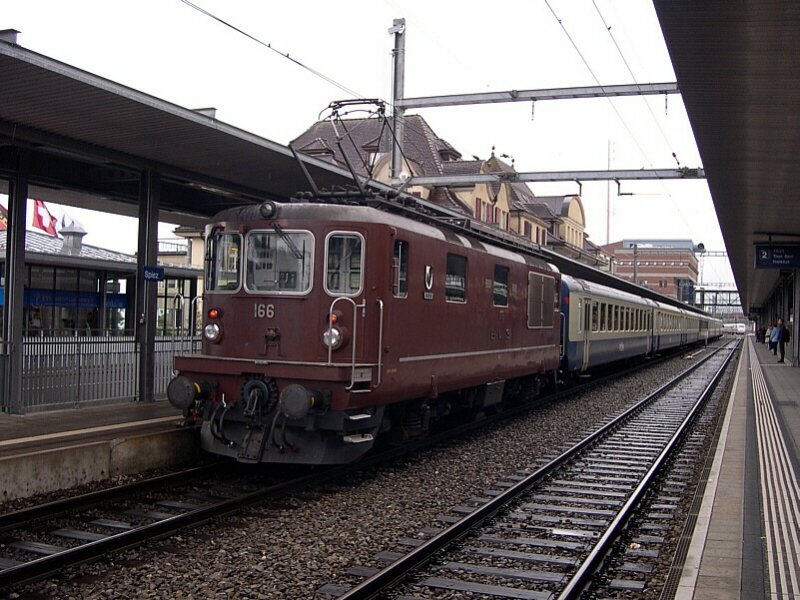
291 114 454 179
0 230 136 263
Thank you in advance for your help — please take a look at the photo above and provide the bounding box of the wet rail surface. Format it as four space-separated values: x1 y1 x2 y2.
329 339 739 600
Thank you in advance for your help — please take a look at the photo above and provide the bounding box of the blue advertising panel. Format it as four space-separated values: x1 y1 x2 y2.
754 244 800 269
0 288 128 308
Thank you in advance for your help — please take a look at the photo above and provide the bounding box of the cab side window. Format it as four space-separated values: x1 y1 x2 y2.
393 240 408 298
445 254 467 302
493 265 509 307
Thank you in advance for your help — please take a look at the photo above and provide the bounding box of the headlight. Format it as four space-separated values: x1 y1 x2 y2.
322 326 343 349
204 323 221 342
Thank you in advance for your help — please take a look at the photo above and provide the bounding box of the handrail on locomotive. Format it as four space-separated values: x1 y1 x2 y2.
324 296 385 393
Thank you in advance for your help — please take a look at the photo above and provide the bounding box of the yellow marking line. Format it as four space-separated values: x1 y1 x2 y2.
0 416 181 448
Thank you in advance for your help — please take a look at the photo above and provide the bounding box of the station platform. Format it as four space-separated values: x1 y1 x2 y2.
0 400 197 502
677 336 800 599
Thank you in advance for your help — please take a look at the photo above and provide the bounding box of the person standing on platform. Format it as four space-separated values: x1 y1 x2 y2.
776 318 789 363
769 323 778 353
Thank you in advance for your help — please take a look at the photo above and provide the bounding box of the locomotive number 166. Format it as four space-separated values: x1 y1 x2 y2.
254 303 275 319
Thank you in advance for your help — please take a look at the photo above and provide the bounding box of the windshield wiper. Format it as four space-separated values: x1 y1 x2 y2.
273 223 304 260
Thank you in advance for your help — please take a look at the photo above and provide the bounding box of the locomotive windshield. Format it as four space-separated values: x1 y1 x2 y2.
205 232 241 291
245 229 313 293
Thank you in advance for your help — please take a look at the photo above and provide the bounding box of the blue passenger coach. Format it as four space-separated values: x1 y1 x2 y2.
560 274 655 374
559 274 722 376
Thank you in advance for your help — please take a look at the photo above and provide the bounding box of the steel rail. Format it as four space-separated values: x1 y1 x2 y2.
0 458 366 588
0 461 230 533
0 340 724 591
336 341 735 600
557 340 738 598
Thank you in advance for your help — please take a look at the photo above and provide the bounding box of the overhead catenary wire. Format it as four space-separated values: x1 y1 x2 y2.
591 0 680 166
542 0 656 169
179 0 366 100
543 0 696 237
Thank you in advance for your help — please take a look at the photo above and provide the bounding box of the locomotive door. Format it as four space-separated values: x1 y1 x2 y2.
582 299 591 371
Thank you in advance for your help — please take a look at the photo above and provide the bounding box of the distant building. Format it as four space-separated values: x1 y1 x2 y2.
291 116 610 269
0 226 201 336
602 239 700 303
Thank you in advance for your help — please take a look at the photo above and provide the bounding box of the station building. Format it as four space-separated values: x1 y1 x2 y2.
292 116 611 269
602 239 700 304
0 222 201 337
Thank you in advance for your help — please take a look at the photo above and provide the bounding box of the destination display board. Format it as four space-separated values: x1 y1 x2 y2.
754 244 800 269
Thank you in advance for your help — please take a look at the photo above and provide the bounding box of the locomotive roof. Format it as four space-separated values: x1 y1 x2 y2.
211 202 551 271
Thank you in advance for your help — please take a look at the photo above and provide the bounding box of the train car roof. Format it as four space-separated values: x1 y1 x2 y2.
562 274 655 307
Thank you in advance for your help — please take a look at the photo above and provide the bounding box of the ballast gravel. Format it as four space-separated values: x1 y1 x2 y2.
5 349 716 600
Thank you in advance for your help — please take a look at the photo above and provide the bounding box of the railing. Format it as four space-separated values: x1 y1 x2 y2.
17 334 201 412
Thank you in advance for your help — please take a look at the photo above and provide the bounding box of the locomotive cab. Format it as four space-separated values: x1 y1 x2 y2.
169 203 392 464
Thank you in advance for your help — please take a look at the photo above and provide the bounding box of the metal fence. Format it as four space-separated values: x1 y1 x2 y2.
10 334 201 413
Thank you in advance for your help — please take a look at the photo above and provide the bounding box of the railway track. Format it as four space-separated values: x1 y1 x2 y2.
0 461 292 588
329 339 740 600
0 342 726 593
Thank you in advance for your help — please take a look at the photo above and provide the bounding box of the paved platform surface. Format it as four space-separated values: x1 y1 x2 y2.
0 399 193 501
677 336 800 599
0 399 185 457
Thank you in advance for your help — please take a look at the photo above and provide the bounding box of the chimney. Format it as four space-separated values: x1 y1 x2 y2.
60 222 88 256
193 107 217 119
0 29 20 45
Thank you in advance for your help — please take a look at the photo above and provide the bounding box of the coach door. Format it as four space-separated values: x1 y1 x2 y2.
324 231 384 393
582 299 591 371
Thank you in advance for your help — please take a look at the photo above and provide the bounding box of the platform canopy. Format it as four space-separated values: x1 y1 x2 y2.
654 3 800 315
0 37 368 226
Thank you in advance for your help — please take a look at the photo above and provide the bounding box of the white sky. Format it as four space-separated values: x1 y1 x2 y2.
2 0 734 284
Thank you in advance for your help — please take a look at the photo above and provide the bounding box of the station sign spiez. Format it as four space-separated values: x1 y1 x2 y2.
754 244 800 269
143 266 165 282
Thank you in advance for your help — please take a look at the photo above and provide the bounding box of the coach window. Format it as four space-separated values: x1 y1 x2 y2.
591 303 599 332
206 232 241 292
392 240 408 298
246 230 313 294
493 265 509 307
445 254 467 302
326 233 363 296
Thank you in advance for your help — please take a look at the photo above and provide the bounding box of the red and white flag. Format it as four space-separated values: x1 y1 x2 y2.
0 203 7 231
31 199 58 236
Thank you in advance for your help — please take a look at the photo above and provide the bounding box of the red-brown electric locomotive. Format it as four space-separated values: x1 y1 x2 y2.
168 200 562 464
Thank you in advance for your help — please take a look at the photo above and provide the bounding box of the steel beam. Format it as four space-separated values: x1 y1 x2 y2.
135 171 160 402
390 18 406 183
1 158 28 413
408 167 705 187
396 82 679 109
